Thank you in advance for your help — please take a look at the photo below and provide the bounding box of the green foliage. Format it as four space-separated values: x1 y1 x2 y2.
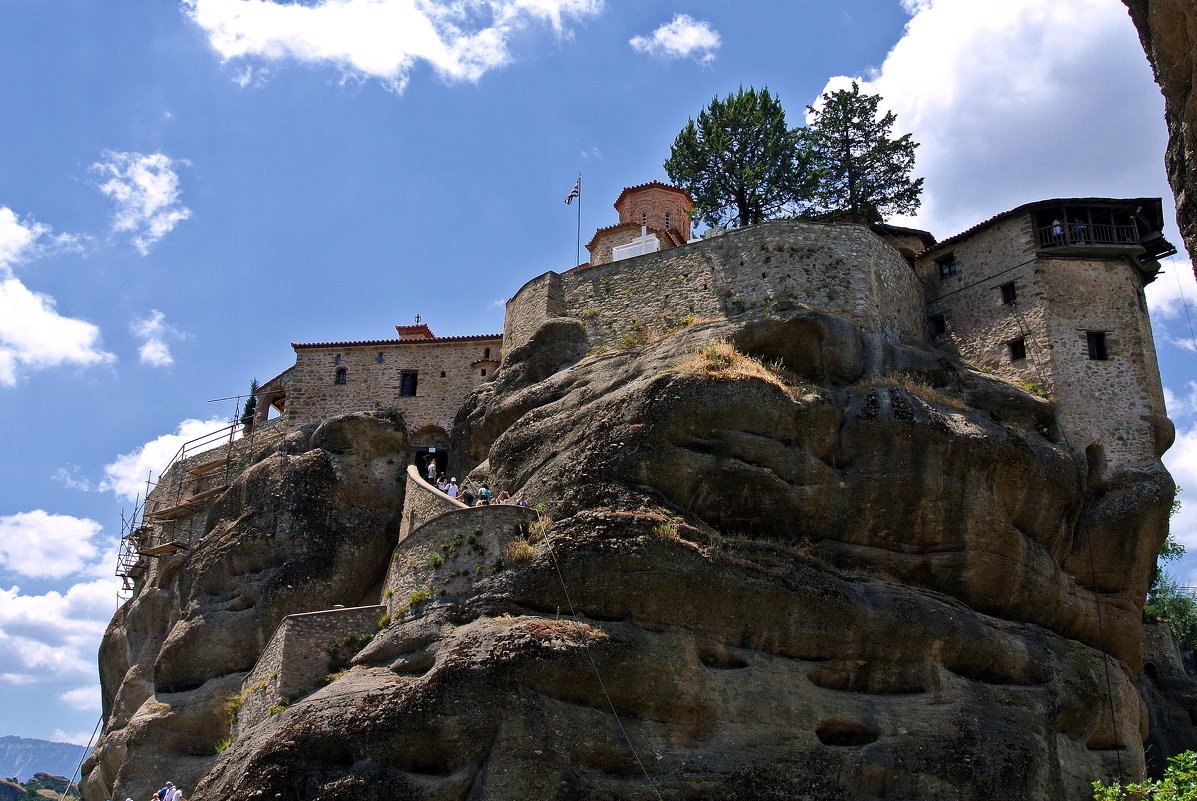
215 735 236 754
1146 572 1197 649
803 81 923 223
224 691 244 723
1017 379 1047 398
1173 486 1184 520
428 552 445 569
665 86 816 228
240 378 259 429
1093 750 1197 799
409 589 431 605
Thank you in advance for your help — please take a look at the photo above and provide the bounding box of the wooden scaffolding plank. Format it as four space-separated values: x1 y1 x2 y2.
145 485 229 520
137 541 190 557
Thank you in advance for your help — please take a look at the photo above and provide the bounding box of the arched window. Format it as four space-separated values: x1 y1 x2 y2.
440 370 446 378
334 367 347 385
483 347 491 360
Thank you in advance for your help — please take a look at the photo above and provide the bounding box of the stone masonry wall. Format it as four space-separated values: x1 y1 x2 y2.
281 337 500 437
1039 255 1168 466
502 272 563 355
503 220 925 356
383 504 534 618
237 604 385 732
920 215 1048 390
399 465 467 542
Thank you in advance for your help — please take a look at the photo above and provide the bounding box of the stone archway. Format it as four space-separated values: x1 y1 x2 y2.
411 425 451 481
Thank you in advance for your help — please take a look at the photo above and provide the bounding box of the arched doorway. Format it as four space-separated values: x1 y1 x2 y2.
411 425 451 482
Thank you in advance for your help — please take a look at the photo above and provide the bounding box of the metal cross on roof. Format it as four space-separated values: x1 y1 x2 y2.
414 313 422 324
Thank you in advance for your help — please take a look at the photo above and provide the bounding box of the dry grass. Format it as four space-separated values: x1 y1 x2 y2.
861 373 970 411
676 339 800 398
503 539 537 564
651 520 680 540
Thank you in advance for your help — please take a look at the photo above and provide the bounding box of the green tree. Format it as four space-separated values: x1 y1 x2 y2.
803 81 923 223
240 378 259 430
665 86 816 229
1093 750 1197 799
1145 487 1194 646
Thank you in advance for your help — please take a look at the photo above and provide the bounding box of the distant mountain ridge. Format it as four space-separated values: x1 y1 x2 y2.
0 737 87 783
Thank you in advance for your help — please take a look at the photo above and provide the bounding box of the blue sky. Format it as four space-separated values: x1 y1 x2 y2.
2 0 1196 746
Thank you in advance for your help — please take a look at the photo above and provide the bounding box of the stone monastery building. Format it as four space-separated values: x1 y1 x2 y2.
254 181 1176 475
116 181 1178 588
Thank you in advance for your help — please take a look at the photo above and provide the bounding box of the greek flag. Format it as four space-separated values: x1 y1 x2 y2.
564 178 580 205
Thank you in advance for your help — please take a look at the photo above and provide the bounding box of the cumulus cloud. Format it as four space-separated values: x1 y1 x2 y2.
0 511 106 579
131 309 184 367
629 14 720 63
818 0 1171 239
101 417 236 501
0 579 119 688
92 151 191 255
183 0 604 93
0 277 115 387
59 685 101 712
51 728 98 746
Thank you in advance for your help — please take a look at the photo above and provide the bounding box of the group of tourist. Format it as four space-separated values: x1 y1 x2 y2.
109 781 185 801
423 458 530 508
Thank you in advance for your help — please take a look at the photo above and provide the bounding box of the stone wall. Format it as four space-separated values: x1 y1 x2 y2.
502 272 563 355
503 220 926 356
280 336 501 437
237 604 385 732
1039 254 1168 466
383 504 534 618
399 464 467 542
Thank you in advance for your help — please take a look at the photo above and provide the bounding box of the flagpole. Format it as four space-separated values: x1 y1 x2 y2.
575 173 582 267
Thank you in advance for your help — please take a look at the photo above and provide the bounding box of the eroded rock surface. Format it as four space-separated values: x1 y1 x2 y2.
180 312 1170 801
1125 0 1197 278
81 412 409 801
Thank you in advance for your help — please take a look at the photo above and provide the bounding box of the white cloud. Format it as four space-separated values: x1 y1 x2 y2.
52 466 95 492
629 14 720 63
0 511 105 579
131 309 184 367
91 151 191 255
183 0 603 93
51 728 97 746
59 686 101 712
819 0 1171 240
0 579 120 689
101 417 235 501
0 207 49 268
0 277 115 387
1167 422 1197 551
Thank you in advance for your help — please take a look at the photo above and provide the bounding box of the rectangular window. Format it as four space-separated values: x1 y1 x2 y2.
937 254 957 279
928 314 946 337
400 371 418 396
1086 331 1108 361
1008 337 1026 361
1000 281 1017 305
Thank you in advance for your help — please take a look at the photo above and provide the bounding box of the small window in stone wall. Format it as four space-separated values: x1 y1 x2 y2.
377 352 385 363
334 354 342 365
481 368 487 377
440 370 447 378
937 254 957 279
484 347 491 360
1008 337 1026 361
334 367 347 385
400 371 418 396
1086 331 1109 361
1000 281 1017 305
665 212 671 230
928 314 946 338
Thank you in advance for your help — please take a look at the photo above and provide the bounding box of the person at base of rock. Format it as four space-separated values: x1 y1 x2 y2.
436 476 449 493
515 492 530 507
426 458 437 482
477 484 491 505
495 490 511 504
446 478 459 498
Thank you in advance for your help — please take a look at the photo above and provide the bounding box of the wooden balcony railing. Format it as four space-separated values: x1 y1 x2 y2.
1035 223 1140 249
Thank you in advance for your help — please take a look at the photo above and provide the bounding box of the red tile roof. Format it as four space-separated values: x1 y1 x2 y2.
612 181 694 211
292 333 501 349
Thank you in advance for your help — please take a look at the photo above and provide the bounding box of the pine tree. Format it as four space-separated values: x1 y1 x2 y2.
803 82 923 223
665 87 816 229
240 378 259 431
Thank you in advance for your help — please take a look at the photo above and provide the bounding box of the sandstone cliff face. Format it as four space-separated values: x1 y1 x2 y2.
161 311 1171 801
81 412 409 801
1125 0 1197 278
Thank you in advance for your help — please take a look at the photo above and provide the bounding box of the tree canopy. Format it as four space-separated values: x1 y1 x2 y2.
803 81 923 223
664 87 816 229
